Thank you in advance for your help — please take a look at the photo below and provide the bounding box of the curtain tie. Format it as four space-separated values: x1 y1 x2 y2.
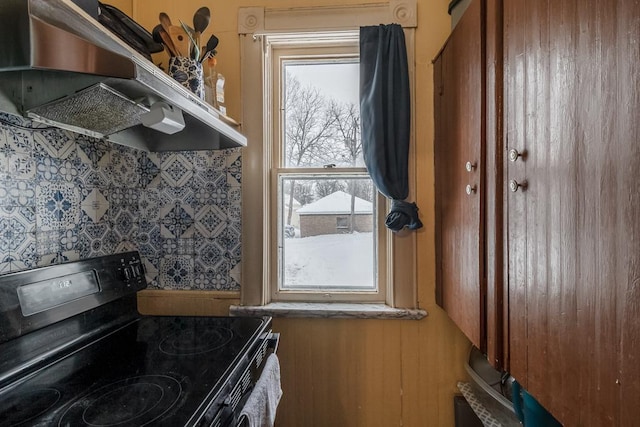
385 200 423 232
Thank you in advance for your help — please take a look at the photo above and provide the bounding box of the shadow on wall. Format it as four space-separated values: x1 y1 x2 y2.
0 112 242 290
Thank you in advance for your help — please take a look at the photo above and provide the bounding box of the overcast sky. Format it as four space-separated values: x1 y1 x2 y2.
286 62 359 105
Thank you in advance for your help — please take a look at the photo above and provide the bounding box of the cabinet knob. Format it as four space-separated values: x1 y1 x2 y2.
466 184 477 195
465 161 477 172
509 179 527 192
508 149 523 162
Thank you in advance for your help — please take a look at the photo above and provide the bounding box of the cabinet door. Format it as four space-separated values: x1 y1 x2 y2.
434 0 485 350
504 0 640 424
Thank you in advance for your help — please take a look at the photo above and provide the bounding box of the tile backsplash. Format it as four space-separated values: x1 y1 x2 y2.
0 112 241 290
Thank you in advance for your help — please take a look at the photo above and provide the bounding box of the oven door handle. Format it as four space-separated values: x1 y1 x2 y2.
267 332 280 353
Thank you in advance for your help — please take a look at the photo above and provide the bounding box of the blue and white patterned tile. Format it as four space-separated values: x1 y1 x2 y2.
161 153 193 187
33 129 76 159
76 135 111 168
0 112 31 129
76 232 93 258
35 156 62 182
0 206 36 233
161 185 194 205
194 239 225 271
226 149 242 187
0 152 8 181
193 167 225 188
7 152 35 180
112 209 138 241
75 160 110 189
138 152 162 188
225 221 242 267
36 230 62 256
80 188 109 223
160 202 195 238
38 250 80 267
142 256 160 288
193 268 215 290
0 220 32 253
98 229 118 256
229 262 241 289
115 239 138 254
36 182 80 231
59 228 80 252
138 188 161 221
110 187 141 209
163 238 194 256
110 147 138 187
210 261 231 290
3 180 36 207
83 221 110 240
136 220 162 257
36 156 81 183
2 124 34 154
193 204 226 238
159 255 194 289
227 187 241 219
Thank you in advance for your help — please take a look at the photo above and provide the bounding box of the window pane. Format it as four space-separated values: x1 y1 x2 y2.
282 61 363 168
279 176 376 291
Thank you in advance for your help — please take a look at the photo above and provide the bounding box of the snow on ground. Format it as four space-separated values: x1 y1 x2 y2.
283 232 375 289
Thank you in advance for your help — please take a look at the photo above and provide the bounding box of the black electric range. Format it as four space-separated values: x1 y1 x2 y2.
0 252 276 427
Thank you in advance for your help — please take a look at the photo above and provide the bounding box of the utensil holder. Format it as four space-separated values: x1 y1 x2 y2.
168 56 204 99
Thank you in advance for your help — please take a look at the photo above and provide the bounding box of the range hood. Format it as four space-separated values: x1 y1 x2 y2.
0 0 246 151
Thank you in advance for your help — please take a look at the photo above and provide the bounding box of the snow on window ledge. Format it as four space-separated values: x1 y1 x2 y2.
229 302 427 320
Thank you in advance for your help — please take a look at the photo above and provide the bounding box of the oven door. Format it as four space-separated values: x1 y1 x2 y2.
206 332 280 427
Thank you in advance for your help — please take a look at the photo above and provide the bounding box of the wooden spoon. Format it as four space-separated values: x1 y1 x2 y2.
158 27 178 56
168 25 190 59
192 7 210 49
159 12 184 56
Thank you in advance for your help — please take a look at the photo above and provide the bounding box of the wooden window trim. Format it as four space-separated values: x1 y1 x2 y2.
239 1 420 309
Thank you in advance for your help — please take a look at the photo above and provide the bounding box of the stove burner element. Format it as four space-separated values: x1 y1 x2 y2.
0 388 61 426
159 326 234 356
57 375 182 427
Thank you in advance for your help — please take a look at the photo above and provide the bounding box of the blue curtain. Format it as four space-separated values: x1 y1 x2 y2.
360 24 422 232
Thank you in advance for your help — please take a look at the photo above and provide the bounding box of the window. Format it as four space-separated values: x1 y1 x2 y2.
269 35 386 302
239 3 418 309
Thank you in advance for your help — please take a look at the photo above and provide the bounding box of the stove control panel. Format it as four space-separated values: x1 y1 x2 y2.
117 253 146 287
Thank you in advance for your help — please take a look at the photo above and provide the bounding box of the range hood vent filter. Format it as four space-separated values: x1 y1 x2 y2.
27 83 149 139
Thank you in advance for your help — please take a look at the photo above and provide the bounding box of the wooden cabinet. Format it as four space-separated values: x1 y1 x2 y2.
504 0 640 424
436 0 640 424
434 0 485 352
434 0 504 367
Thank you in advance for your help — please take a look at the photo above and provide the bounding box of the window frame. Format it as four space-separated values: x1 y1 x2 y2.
239 2 419 309
269 39 387 303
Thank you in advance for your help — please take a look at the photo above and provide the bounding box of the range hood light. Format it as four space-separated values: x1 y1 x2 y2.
140 102 185 135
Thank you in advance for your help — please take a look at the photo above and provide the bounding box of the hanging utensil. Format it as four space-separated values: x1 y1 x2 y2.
159 12 183 56
168 25 190 58
158 27 178 56
192 7 210 51
179 20 200 60
200 34 219 62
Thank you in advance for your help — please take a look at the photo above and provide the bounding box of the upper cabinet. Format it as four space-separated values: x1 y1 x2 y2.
504 0 640 424
434 0 485 352
436 0 640 424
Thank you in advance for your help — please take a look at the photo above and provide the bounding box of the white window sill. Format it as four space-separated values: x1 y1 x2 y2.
229 302 427 320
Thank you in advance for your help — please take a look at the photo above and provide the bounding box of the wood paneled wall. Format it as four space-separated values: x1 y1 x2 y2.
121 0 471 425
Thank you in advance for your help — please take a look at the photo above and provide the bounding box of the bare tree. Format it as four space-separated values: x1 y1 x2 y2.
283 73 336 225
328 100 363 232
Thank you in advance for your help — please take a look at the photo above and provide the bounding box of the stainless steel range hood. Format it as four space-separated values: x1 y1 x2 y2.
0 0 246 151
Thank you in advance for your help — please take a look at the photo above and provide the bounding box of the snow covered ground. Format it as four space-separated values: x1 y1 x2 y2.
282 232 375 289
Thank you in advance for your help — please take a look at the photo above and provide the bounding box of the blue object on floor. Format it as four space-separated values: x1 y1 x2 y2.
512 381 563 427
